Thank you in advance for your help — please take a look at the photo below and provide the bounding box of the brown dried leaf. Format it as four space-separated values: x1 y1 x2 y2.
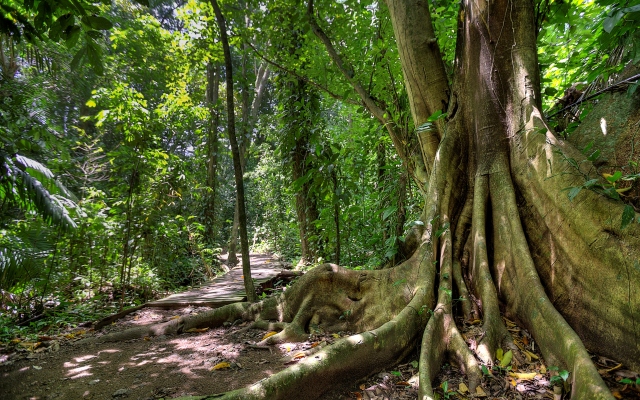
185 327 209 333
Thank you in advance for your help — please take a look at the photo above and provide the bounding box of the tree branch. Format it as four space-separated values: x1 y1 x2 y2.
245 41 359 106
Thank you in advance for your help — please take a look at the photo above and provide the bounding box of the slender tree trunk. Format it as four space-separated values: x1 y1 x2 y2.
227 57 270 265
204 62 220 245
211 0 256 302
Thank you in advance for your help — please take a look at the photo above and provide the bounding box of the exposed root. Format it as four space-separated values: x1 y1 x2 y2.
490 169 613 398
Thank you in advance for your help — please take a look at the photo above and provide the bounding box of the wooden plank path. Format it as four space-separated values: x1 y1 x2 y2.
146 253 293 308
94 254 295 329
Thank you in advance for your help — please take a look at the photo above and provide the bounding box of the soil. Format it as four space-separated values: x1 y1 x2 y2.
2 299 639 399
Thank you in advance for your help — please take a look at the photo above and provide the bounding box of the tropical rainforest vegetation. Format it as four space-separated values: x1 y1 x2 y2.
1 0 639 398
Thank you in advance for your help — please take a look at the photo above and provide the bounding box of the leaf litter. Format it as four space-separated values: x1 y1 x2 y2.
1 307 638 399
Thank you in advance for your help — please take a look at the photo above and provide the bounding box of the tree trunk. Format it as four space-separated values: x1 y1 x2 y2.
97 1 639 399
204 62 220 245
211 0 256 303
227 57 270 266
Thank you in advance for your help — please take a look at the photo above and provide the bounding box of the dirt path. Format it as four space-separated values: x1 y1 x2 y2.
1 254 637 399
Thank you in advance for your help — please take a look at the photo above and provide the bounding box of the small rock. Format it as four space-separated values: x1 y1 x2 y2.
89 379 100 385
112 388 129 397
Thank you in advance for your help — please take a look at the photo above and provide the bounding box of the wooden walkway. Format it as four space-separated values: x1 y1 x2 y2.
94 253 297 329
146 253 294 308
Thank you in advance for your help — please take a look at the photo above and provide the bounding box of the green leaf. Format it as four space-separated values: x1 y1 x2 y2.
500 350 513 368
558 369 569 381
382 205 397 221
605 171 622 183
427 109 444 122
603 10 624 33
64 25 81 48
86 41 103 75
587 149 600 162
621 205 635 229
567 186 582 201
69 46 86 71
85 16 113 30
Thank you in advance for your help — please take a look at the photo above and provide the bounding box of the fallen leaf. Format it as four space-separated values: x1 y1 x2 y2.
476 386 487 397
500 350 513 367
503 318 516 327
311 342 320 348
458 382 469 393
359 384 366 390
143 336 151 341
540 364 547 374
292 352 306 360
170 315 181 320
524 350 539 360
350 392 363 400
64 333 75 339
211 362 231 370
185 327 209 333
509 377 517 387
332 333 340 338
10 338 21 344
20 342 41 351
262 331 278 340
470 319 482 325
396 381 411 386
605 363 623 373
522 336 529 346
509 372 538 380
32 365 42 370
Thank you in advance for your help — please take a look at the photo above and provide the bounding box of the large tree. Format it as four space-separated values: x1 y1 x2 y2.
92 0 639 398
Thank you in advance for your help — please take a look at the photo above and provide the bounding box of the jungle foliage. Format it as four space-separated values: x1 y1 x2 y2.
0 0 638 380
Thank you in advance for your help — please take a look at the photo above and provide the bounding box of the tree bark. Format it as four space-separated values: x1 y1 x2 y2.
204 61 220 245
210 0 256 302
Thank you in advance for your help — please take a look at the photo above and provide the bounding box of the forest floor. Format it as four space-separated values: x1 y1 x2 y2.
1 256 638 400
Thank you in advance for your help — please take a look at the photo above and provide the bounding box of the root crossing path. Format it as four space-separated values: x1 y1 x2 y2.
148 253 296 308
93 253 297 329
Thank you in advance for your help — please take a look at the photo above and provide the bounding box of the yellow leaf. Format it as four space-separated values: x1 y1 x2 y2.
524 350 539 360
143 336 151 341
458 382 469 393
10 338 22 344
470 319 482 325
540 365 547 374
64 333 75 339
509 377 517 386
20 342 41 351
476 386 487 397
616 187 632 194
262 331 278 340
496 348 504 362
332 333 340 338
509 372 538 380
185 327 209 333
500 350 513 367
211 362 231 370
602 173 613 179
76 330 86 336
293 352 306 360
503 318 516 327
170 315 181 320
